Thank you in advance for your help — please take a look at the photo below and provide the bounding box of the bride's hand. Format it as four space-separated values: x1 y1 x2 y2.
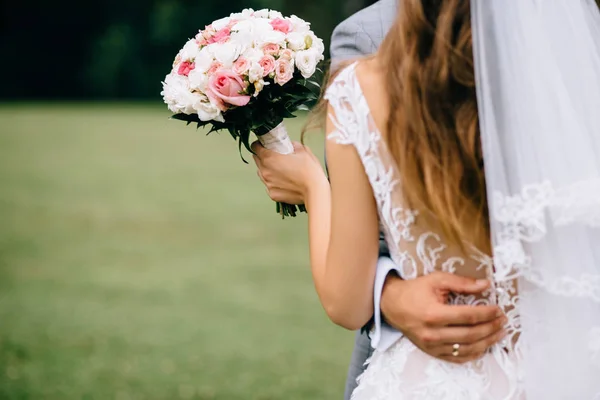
251 141 327 205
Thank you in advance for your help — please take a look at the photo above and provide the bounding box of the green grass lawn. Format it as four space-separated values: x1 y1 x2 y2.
0 104 354 399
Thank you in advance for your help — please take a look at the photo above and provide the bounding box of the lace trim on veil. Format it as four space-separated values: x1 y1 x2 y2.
492 180 600 302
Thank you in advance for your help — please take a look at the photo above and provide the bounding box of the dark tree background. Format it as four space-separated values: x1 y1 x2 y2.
0 0 376 100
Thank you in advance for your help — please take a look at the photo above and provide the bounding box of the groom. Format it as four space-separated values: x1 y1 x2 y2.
253 0 505 398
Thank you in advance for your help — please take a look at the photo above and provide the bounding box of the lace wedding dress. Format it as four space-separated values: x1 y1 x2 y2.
325 63 523 400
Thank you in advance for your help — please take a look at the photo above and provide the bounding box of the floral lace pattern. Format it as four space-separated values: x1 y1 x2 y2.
325 63 523 399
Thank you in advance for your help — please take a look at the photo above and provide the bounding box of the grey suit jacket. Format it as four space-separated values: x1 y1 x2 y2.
328 1 397 399
330 0 397 66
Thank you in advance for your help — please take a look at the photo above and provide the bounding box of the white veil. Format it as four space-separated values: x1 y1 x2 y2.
471 0 600 397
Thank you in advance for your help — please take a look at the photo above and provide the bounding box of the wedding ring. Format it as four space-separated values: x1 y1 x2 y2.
452 343 460 357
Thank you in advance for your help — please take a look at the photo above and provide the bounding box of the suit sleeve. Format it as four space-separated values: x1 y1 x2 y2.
330 20 377 68
325 20 377 176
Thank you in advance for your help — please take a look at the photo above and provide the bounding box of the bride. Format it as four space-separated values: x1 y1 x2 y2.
252 0 600 398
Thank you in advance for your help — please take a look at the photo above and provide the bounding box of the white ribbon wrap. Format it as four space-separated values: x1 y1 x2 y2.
257 123 294 155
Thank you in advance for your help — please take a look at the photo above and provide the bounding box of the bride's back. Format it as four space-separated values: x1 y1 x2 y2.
342 0 494 290
346 59 493 297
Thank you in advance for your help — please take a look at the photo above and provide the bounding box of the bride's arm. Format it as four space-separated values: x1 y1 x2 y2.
305 106 379 330
251 109 379 330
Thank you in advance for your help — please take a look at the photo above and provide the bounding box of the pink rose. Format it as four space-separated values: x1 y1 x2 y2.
270 18 292 34
279 49 294 60
262 43 280 56
208 27 231 44
274 59 294 85
207 70 251 109
177 61 195 76
233 57 251 75
259 55 276 77
206 91 226 112
207 62 223 76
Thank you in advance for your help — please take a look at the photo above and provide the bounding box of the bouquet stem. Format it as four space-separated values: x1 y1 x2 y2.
256 123 308 219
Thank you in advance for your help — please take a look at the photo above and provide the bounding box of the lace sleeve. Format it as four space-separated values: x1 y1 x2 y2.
322 62 406 270
323 63 366 146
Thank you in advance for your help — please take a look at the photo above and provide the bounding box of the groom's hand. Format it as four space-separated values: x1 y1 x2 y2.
381 272 507 364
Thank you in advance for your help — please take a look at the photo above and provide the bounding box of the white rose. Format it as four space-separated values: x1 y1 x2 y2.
251 18 273 34
229 11 245 20
188 69 209 92
184 93 207 115
161 73 196 115
259 29 286 46
229 34 250 55
288 15 310 33
232 18 271 45
242 47 264 63
180 39 200 61
231 19 252 32
307 33 325 59
195 100 224 122
241 8 255 18
268 10 284 20
286 32 306 51
194 48 213 73
212 16 231 31
229 30 251 54
295 49 318 78
248 62 264 83
209 42 240 68
253 9 269 18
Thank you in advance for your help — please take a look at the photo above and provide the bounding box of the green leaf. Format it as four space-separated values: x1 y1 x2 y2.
171 113 201 124
239 129 254 160
237 135 249 164
208 125 224 135
227 126 238 140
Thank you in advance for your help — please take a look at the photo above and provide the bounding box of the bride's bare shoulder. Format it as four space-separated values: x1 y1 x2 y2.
355 57 384 84
355 57 389 124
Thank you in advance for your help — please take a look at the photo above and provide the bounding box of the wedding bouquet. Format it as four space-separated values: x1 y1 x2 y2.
161 8 324 217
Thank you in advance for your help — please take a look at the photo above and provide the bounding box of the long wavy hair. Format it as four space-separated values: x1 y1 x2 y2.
381 0 487 251
308 0 488 252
